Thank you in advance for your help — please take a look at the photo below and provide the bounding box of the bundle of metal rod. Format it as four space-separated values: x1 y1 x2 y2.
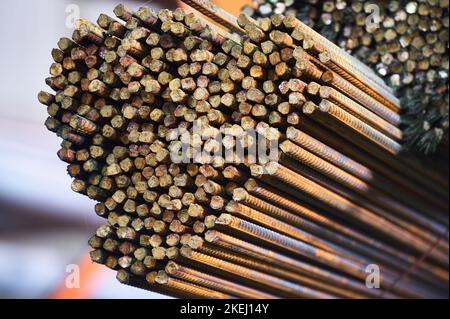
37 1 448 299
242 0 449 154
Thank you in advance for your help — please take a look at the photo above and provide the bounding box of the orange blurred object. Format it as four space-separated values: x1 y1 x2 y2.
49 250 108 299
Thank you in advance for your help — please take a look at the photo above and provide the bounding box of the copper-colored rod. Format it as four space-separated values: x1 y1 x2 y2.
256 126 448 256
269 12 391 92
305 100 401 155
214 214 442 298
294 33 398 113
303 39 400 125
155 270 235 299
277 155 450 274
253 96 436 234
203 229 400 299
317 85 402 141
165 261 277 299
400 155 450 192
286 125 372 178
279 140 448 237
320 71 401 127
293 118 449 214
180 245 337 298
286 127 448 216
233 186 401 264
100 243 192 299
243 178 449 284
298 31 395 104
287 145 369 197
116 270 191 299
151 4 446 205
289 17 399 109
297 114 449 203
195 241 367 299
126 5 238 47
226 199 379 268
316 51 400 112
250 156 446 261
272 157 450 263
280 15 398 105
232 185 447 283
214 213 370 281
135 3 442 205
294 56 324 81
314 105 448 204
183 11 242 45
251 162 449 267
259 11 392 103
180 0 244 34
243 178 392 248
306 52 400 112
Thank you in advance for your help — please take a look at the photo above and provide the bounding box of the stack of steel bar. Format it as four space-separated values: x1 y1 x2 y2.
37 1 449 298
242 0 449 154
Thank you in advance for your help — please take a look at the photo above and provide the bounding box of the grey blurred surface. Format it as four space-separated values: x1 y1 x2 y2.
0 0 170 299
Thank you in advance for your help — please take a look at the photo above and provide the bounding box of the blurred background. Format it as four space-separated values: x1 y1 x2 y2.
0 0 246 299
